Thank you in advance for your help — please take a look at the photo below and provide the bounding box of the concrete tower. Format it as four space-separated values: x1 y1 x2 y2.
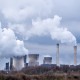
10 58 13 70
74 46 77 66
56 43 59 66
28 54 39 66
13 56 24 71
43 55 52 64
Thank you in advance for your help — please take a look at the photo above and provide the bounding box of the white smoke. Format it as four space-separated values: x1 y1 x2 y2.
26 15 77 45
0 23 28 58
0 0 53 23
0 0 77 45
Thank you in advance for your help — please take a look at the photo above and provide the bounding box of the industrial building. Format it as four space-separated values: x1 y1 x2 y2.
13 56 25 71
43 55 52 64
28 54 39 66
5 62 9 71
9 55 27 71
4 43 78 71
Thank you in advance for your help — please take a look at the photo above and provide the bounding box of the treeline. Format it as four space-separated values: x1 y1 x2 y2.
0 66 80 80
21 66 80 75
0 73 80 80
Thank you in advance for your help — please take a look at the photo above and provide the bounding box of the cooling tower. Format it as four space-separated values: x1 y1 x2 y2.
74 46 77 66
56 43 60 66
43 56 52 64
13 56 24 70
28 54 39 66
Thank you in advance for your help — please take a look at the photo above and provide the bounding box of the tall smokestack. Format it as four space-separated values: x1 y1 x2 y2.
56 43 59 66
74 46 77 66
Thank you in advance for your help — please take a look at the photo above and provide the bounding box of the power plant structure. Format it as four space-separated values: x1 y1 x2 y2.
5 62 9 71
56 43 60 66
3 44 78 71
10 56 27 71
10 58 13 70
13 56 25 71
74 46 77 66
43 55 52 64
28 54 39 66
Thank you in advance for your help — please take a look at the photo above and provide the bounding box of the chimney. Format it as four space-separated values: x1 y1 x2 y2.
74 46 77 66
56 43 59 66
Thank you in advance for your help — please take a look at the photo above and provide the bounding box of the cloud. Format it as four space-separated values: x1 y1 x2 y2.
0 0 79 45
8 15 76 45
0 0 79 23
0 0 53 23
0 22 28 58
26 15 76 45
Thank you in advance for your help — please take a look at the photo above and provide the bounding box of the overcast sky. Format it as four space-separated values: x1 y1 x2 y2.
0 0 80 70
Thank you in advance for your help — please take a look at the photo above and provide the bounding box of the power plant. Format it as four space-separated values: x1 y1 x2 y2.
4 44 78 71
28 54 39 66
9 54 39 71
9 56 27 71
43 55 52 64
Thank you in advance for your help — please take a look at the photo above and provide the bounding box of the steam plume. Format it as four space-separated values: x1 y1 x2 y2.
27 15 77 45
0 23 28 58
